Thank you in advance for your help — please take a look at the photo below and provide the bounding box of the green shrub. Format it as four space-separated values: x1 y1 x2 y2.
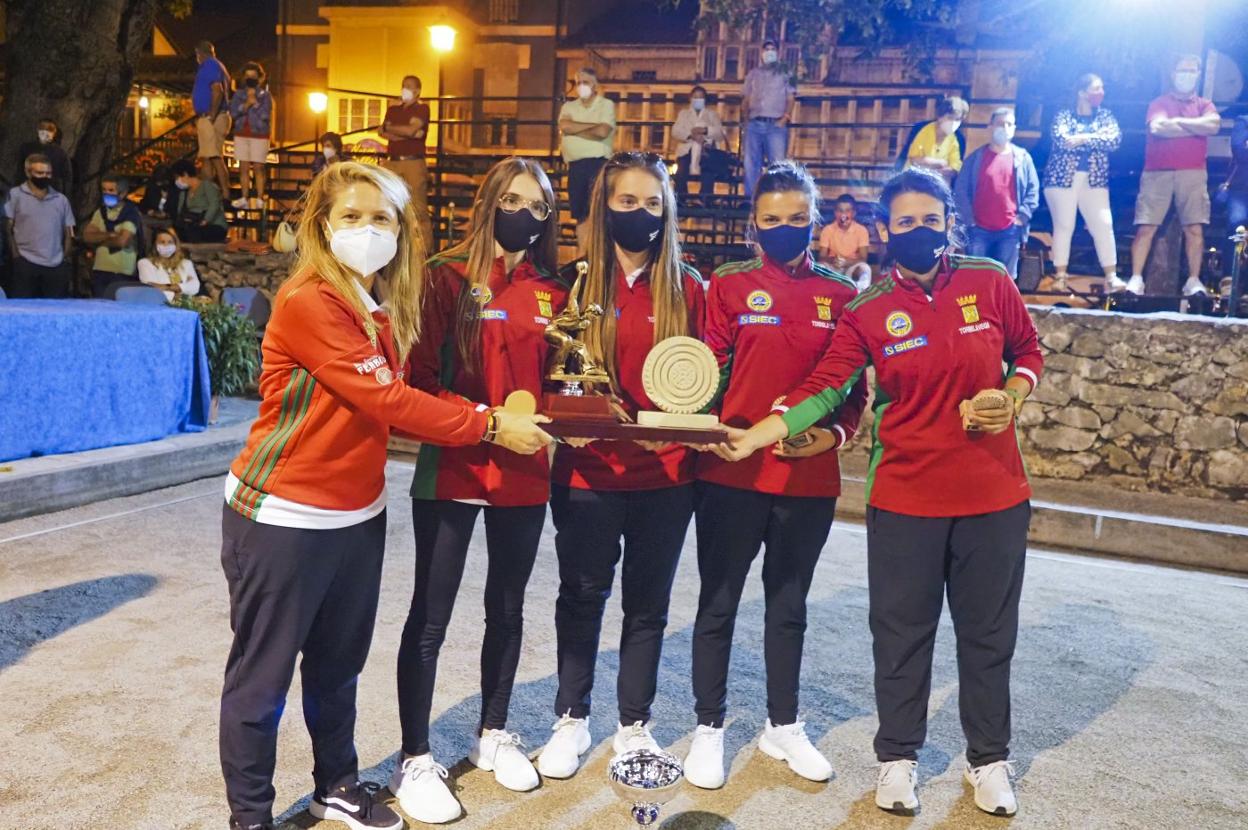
172 296 261 397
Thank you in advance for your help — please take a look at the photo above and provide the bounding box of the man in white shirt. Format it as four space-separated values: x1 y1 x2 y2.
671 85 727 201
559 67 616 253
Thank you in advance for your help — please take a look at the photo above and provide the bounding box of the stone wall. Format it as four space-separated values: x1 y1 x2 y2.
185 244 293 301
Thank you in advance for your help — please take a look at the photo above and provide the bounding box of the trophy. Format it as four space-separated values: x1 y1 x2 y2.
535 262 728 442
608 749 684 826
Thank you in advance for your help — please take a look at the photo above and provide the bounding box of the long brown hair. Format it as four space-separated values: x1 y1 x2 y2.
581 151 688 386
290 161 424 361
440 157 558 372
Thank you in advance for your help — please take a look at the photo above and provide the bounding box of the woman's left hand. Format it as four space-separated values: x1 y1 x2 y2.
635 440 670 452
967 388 1015 434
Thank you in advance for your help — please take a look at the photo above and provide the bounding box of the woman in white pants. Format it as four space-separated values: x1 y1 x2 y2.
1042 74 1122 292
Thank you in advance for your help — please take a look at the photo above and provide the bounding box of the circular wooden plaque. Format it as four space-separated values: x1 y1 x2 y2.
641 336 719 415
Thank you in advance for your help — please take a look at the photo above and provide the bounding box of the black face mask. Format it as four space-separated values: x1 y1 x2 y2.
245 77 259 88
608 207 664 253
887 225 949 274
493 206 545 253
29 176 52 190
757 223 813 265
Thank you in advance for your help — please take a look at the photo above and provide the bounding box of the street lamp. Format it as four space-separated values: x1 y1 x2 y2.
429 24 456 53
308 91 329 153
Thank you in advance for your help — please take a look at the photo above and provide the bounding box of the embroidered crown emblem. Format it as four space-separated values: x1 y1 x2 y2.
956 294 978 307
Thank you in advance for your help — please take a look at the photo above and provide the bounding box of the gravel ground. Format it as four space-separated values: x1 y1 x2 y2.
1 464 1246 830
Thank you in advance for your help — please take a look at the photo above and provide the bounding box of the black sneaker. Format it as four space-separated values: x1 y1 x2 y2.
228 820 274 830
309 781 403 830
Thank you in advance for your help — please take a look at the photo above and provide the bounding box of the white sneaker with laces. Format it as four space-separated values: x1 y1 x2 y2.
1182 276 1207 296
683 725 725 789
613 721 662 757
388 753 461 824
1104 274 1129 293
964 759 1018 816
1125 274 1146 295
875 759 919 814
230 197 248 210
757 719 831 782
536 712 591 779
470 729 539 792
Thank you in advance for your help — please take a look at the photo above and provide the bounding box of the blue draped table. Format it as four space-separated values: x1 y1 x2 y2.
0 300 211 462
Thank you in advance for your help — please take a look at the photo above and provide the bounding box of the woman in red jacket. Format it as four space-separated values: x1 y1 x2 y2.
218 162 551 830
390 158 567 823
535 151 706 779
686 161 867 789
715 167 1042 818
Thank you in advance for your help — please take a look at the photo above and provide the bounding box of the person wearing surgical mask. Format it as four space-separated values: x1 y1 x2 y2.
3 153 76 298
740 39 796 197
216 161 551 830
228 61 275 211
16 118 73 196
137 228 200 301
312 131 348 177
381 74 433 244
559 67 617 254
671 84 728 201
169 158 227 243
903 96 969 183
82 173 142 296
1128 54 1222 297
953 107 1039 278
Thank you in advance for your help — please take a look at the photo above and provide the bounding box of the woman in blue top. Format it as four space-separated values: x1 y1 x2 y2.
228 61 275 210
1042 74 1122 293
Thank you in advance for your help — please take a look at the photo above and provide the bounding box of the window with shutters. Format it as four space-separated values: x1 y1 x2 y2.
337 97 384 135
701 46 718 80
724 46 740 80
489 0 520 24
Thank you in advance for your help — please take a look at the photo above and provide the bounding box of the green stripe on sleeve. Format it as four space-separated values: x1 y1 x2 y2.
863 384 892 503
779 367 864 436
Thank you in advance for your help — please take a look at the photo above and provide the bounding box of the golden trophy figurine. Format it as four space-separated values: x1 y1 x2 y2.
544 261 611 394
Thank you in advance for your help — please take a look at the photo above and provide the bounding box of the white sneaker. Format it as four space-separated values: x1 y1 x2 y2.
875 760 919 814
964 759 1018 816
388 753 461 824
536 712 591 779
757 719 831 782
249 197 264 210
470 729 539 792
683 725 725 789
1125 274 1146 295
1104 274 1129 293
1182 276 1207 296
613 721 662 757
230 197 248 209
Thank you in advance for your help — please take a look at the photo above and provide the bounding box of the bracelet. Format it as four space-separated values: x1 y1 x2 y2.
481 411 499 443
1004 387 1025 413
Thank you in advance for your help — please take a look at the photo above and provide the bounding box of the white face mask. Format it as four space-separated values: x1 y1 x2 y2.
37 129 54 144
156 243 177 259
577 83 594 100
322 146 336 159
940 119 961 136
328 223 398 277
1173 71 1199 94
992 126 1013 146
691 98 706 112
763 49 778 64
174 179 190 190
400 88 415 103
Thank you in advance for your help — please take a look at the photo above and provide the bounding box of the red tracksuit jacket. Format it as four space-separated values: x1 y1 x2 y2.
696 253 868 498
776 255 1044 517
552 261 708 491
229 274 488 521
407 253 570 506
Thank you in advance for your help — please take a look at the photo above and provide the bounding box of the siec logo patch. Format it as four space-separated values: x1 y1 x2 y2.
885 311 913 338
746 290 773 312
883 336 928 358
478 309 508 321
738 313 781 326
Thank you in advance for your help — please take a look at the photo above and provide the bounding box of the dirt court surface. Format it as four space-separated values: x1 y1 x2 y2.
1 463 1246 830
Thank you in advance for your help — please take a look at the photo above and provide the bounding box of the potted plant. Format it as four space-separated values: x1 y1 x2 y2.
172 296 261 423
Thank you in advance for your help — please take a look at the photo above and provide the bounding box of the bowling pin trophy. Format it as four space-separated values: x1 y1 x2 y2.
608 749 684 826
522 261 727 442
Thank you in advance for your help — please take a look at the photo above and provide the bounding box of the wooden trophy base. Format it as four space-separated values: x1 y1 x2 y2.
542 392 727 442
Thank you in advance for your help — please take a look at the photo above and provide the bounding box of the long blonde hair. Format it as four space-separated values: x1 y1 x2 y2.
291 161 424 361
582 151 689 385
439 157 558 373
150 227 189 274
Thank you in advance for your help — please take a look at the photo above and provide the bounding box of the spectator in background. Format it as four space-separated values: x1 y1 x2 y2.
171 159 228 243
139 163 176 218
3 153 75 298
954 108 1039 279
192 40 234 206
558 67 616 253
82 173 143 297
671 85 728 201
1218 113 1248 283
312 132 349 177
903 96 969 182
1128 54 1221 297
817 194 873 289
1043 74 1123 293
740 39 796 198
17 118 73 197
381 75 433 245
138 228 200 302
229 61 274 211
